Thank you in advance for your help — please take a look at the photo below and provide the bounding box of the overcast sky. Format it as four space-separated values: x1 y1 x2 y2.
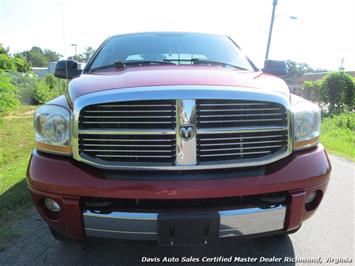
1 0 354 70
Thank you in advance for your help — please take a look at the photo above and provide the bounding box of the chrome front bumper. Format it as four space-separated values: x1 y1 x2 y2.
83 205 286 242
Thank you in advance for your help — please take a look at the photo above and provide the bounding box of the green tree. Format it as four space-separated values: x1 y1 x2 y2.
0 44 10 55
0 54 16 71
13 55 31 72
19 47 62 67
81 46 95 62
43 49 61 62
0 44 31 72
20 46 47 67
320 72 355 113
284 60 327 86
72 46 95 63
284 60 314 85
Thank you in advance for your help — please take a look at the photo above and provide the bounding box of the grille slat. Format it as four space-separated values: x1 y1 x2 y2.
199 118 284 123
82 121 173 124
82 149 173 153
200 145 283 152
82 144 171 147
200 134 284 141
199 113 283 118
96 154 173 158
200 151 271 157
198 108 281 112
82 138 173 142
93 104 174 108
200 139 285 146
82 115 173 119
79 129 175 135
84 110 174 113
199 103 270 106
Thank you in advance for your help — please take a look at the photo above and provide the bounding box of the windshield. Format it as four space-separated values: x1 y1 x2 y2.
88 32 254 71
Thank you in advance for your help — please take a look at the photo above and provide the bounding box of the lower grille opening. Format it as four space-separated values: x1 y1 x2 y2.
83 192 289 213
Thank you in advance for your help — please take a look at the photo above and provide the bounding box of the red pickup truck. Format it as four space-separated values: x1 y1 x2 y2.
27 32 331 245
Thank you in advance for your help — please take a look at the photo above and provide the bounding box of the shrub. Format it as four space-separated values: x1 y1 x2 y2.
7 72 67 105
31 74 67 104
43 74 67 97
13 55 31 72
320 72 354 113
8 72 38 104
0 54 16 72
303 80 321 102
33 79 52 104
0 71 19 116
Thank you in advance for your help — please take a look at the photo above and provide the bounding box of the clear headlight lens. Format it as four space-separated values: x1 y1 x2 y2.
293 99 321 150
34 105 71 154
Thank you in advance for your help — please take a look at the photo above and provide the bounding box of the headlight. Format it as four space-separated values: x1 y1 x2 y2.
34 105 71 155
293 99 320 150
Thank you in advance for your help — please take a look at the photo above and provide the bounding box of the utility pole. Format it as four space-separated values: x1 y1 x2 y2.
265 0 278 60
71 44 77 57
339 58 345 71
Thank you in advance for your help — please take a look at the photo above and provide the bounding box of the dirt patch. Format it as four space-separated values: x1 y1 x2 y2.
4 110 35 120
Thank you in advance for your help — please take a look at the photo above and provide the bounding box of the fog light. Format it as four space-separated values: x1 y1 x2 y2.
306 191 317 204
44 198 61 212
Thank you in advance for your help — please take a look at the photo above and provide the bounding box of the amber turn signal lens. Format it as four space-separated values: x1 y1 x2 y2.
36 141 71 155
294 136 319 150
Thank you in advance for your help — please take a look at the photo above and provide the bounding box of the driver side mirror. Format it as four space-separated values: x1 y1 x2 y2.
54 60 82 79
262 60 288 76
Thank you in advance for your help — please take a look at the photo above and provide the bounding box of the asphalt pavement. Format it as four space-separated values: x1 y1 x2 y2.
0 154 353 266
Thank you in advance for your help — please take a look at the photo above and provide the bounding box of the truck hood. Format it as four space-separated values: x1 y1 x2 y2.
68 65 289 102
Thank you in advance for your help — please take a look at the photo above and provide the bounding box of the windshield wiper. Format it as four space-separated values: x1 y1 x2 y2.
88 60 175 72
120 60 176 67
163 58 249 70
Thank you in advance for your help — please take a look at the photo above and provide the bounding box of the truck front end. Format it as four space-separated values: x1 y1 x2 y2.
27 32 331 245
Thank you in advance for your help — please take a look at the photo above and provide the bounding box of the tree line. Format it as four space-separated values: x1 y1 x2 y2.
0 43 95 70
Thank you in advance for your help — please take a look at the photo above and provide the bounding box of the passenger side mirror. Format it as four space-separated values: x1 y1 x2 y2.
262 60 288 76
54 60 82 79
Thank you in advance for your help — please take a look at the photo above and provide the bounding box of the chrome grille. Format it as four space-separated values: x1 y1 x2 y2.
78 100 176 165
197 131 288 162
74 86 291 170
196 99 288 163
79 100 176 129
196 99 287 128
79 134 176 163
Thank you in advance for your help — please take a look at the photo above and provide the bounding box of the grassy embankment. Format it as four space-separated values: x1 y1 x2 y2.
320 113 355 161
0 105 36 250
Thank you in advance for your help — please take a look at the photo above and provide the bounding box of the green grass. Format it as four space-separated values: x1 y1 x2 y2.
0 105 36 250
321 112 355 161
